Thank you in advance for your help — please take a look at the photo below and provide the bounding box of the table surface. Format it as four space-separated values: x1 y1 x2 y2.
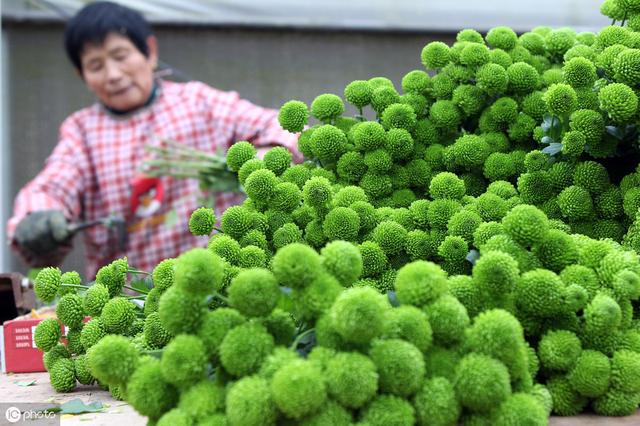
1 372 639 425
0 372 145 425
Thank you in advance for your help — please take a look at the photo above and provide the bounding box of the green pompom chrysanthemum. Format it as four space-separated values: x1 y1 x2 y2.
174 248 224 295
34 267 61 303
228 268 280 317
278 100 309 133
160 334 207 389
563 57 597 88
324 351 378 409
56 293 85 329
271 360 327 419
226 376 277 426
100 297 135 334
454 353 511 413
311 94 345 122
599 82 638 123
486 26 518 50
219 322 275 377
369 339 425 397
49 357 76 392
87 334 139 386
226 141 256 172
544 83 578 116
34 318 61 352
127 357 179 419
188 207 215 236
344 80 373 109
329 286 389 345
264 147 293 176
83 283 109 317
395 260 448 306
421 42 451 70
361 395 416 426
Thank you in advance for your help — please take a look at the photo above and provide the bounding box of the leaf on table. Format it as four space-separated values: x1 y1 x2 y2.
59 399 104 415
14 380 37 386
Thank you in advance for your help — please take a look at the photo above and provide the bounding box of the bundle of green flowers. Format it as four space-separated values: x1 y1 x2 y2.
53 242 554 426
32 257 153 395
31 0 640 422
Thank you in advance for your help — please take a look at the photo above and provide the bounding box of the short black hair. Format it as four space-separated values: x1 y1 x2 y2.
64 1 153 71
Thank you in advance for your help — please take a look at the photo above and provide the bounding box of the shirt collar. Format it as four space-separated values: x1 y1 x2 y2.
101 80 160 118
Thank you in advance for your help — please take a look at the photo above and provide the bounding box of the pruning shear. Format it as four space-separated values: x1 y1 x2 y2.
67 216 128 252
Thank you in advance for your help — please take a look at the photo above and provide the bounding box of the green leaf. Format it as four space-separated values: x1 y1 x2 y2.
387 291 400 307
540 136 554 145
196 195 216 209
201 170 243 194
14 380 37 387
296 330 315 346
277 290 295 314
59 399 104 415
606 125 625 140
128 277 152 293
622 124 638 143
466 249 480 265
542 143 563 156
541 114 554 133
144 349 164 359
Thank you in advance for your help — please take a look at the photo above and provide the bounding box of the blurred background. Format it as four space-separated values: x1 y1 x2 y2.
0 0 609 279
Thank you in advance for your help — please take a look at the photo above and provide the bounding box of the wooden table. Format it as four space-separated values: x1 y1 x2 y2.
1 372 639 425
0 372 145 425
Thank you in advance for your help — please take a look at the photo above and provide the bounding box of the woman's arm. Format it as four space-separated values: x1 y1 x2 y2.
7 115 91 266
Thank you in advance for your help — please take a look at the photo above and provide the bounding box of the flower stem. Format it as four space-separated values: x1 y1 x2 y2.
143 349 164 358
60 283 88 291
213 291 229 304
123 285 149 294
290 328 315 350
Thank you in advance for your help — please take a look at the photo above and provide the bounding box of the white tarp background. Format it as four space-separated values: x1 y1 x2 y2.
4 0 609 32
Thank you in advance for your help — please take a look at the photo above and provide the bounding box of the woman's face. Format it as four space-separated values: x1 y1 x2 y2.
80 33 158 111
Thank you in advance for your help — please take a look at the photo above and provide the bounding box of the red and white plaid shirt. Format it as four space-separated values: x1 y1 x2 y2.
7 79 300 278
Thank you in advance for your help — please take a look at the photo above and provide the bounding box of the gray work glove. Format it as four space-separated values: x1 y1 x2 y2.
14 210 72 257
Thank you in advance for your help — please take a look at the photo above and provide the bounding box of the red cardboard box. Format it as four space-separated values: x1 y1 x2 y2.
1 318 48 373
